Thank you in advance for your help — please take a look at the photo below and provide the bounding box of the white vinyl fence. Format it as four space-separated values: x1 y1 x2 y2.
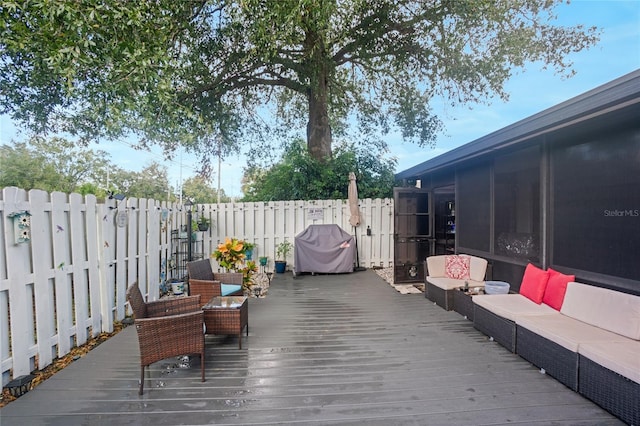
0 186 394 385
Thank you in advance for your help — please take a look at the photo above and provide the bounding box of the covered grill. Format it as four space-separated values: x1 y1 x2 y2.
294 224 355 274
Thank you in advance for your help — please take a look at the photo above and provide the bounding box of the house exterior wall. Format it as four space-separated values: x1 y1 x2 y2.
406 112 640 296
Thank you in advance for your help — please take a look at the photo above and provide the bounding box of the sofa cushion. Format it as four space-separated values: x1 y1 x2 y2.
426 256 446 278
427 276 484 291
579 341 640 384
519 263 549 304
542 268 575 311
472 294 557 322
516 314 628 352
468 256 488 282
426 255 488 283
445 255 470 280
221 284 243 296
561 282 640 340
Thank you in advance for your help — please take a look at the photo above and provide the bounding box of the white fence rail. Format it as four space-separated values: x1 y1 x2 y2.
0 186 394 385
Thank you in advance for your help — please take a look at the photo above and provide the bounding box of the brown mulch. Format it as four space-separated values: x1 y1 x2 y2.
0 321 127 408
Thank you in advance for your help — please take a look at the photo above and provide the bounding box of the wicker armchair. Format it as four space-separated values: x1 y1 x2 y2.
187 259 243 306
126 284 205 395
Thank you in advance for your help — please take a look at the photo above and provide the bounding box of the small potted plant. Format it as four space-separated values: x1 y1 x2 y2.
243 242 255 260
197 216 210 231
275 241 293 273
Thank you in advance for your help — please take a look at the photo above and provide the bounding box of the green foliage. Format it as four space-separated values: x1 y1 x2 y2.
0 136 109 193
0 135 173 200
0 0 600 167
181 176 230 204
212 237 256 290
0 141 60 192
276 241 294 261
114 163 171 201
241 139 396 201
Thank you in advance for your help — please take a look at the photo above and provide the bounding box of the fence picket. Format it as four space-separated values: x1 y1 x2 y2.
85 194 101 335
2 187 34 379
29 189 55 370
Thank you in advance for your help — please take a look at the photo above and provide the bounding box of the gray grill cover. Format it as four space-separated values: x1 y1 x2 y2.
294 224 355 274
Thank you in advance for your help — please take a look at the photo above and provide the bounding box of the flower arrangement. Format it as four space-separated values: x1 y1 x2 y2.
212 237 256 292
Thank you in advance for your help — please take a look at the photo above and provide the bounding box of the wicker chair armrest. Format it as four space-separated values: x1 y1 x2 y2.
134 310 204 336
145 295 201 318
190 278 222 286
212 272 243 285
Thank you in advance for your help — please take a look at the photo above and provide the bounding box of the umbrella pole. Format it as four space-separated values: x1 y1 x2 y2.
353 226 366 272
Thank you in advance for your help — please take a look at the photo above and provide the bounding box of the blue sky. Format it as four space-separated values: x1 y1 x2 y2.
1 0 639 198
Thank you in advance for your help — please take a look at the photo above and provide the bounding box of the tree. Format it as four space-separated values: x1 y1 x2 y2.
108 162 172 201
241 139 396 201
0 136 109 193
182 176 229 204
0 1 599 165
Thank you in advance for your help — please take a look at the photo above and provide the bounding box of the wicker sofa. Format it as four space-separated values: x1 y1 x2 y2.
473 281 639 425
425 254 487 310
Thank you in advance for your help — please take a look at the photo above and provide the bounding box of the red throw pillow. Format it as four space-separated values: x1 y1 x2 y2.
519 263 550 304
445 255 470 280
542 268 575 310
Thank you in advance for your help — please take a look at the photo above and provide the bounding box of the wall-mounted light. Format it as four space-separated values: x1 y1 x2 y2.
108 192 125 201
108 192 126 210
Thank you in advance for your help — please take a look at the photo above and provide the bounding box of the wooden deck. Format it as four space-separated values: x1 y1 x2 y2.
0 271 623 425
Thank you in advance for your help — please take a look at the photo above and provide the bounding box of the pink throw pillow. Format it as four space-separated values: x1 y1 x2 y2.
542 268 575 310
519 263 550 304
445 255 470 280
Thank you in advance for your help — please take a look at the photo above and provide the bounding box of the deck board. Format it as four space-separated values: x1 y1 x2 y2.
0 271 623 425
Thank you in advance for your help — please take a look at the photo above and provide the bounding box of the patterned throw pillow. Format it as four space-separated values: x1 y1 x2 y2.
445 255 470 280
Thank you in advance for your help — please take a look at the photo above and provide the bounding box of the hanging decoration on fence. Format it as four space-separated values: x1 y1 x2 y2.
115 211 128 228
8 211 32 244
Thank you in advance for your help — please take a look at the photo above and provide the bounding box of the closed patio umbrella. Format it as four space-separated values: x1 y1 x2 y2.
348 172 361 227
348 172 365 271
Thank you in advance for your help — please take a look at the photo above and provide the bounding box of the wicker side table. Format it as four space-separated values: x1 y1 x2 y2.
202 296 248 349
453 288 484 321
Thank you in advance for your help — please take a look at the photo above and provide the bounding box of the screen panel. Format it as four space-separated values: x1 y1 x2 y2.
551 129 640 280
457 164 491 252
494 146 540 262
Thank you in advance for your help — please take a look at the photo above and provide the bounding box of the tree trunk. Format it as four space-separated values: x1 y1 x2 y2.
307 77 332 161
305 20 332 162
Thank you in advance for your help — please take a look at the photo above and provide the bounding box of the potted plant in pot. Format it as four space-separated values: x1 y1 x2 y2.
212 237 256 293
243 242 255 260
275 241 293 273
197 216 210 231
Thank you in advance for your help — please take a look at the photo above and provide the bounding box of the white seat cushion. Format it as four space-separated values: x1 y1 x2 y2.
472 294 557 322
579 341 640 384
516 314 628 352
